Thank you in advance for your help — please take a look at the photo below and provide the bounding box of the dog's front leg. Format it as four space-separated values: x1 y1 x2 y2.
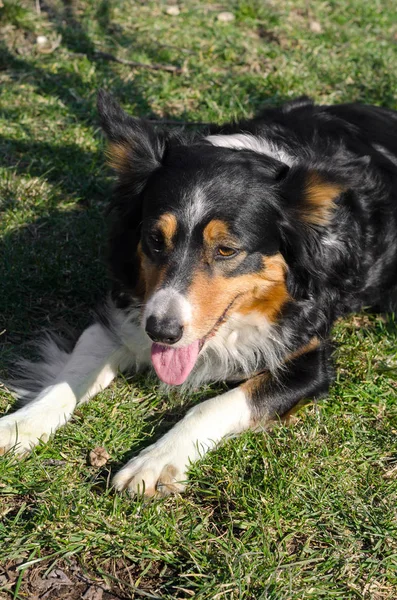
113 342 333 497
0 316 148 456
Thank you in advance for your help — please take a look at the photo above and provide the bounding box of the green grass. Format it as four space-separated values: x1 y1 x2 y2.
0 0 397 598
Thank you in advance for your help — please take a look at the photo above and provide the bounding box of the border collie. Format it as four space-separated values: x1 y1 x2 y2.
1 91 396 496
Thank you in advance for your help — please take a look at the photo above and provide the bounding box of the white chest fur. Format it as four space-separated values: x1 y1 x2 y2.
183 311 285 389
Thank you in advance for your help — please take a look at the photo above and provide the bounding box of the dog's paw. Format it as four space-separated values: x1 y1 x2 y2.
0 412 50 457
113 440 190 497
0 384 76 457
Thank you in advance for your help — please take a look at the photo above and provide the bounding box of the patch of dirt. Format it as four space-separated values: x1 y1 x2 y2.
0 493 36 520
0 558 169 600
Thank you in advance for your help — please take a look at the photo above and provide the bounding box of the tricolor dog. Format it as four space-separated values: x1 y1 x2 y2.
1 92 397 496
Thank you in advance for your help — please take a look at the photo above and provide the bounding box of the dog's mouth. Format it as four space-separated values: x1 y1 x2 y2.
150 294 243 386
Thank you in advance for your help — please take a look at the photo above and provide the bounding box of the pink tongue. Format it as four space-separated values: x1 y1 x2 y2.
151 340 200 385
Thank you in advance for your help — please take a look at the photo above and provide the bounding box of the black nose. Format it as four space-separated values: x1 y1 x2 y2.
145 315 183 345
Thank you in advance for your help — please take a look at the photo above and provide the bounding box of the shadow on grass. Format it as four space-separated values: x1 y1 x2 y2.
0 0 188 353
0 208 108 342
0 136 106 204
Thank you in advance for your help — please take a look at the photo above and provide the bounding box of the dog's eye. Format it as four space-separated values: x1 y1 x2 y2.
148 232 164 253
215 246 239 259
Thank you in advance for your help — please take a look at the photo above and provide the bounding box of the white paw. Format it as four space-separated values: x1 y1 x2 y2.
113 438 191 497
112 391 247 497
0 412 51 456
0 384 76 457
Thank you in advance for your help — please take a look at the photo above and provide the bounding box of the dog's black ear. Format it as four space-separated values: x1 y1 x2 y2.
97 89 166 187
280 165 345 227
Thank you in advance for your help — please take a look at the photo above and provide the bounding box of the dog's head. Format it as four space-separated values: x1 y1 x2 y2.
98 91 344 384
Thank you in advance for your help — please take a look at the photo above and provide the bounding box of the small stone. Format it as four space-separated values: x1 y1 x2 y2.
166 6 180 16
309 20 323 34
89 447 110 467
36 35 48 46
217 12 235 23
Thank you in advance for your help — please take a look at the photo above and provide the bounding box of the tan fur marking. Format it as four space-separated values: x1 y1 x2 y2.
186 252 289 340
242 371 270 396
157 213 178 250
136 242 166 301
241 373 273 429
286 336 320 362
203 220 231 245
303 172 344 226
242 337 320 428
238 254 289 321
106 141 130 172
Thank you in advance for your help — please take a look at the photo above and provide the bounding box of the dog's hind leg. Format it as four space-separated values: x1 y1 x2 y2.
0 304 150 456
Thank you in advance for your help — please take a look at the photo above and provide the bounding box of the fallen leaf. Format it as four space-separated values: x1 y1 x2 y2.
47 569 72 584
350 315 372 328
309 20 323 34
89 447 110 467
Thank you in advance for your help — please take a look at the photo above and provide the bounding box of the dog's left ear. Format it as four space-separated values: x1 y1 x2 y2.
280 165 345 227
97 89 166 188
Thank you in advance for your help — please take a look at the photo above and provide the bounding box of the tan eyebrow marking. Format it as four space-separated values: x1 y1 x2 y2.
156 213 178 250
203 219 231 245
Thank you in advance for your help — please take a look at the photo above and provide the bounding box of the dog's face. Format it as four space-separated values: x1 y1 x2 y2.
140 143 289 360
98 91 344 384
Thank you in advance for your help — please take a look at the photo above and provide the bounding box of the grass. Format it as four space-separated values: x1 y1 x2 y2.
0 0 397 598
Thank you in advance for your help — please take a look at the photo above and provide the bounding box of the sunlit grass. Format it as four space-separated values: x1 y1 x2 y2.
0 1 396 598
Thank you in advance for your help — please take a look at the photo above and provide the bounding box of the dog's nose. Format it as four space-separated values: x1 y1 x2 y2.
145 315 183 345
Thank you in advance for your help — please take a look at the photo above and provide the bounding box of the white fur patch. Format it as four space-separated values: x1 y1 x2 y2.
206 133 296 166
182 187 209 233
112 386 251 495
176 311 287 391
143 288 192 332
111 303 152 369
